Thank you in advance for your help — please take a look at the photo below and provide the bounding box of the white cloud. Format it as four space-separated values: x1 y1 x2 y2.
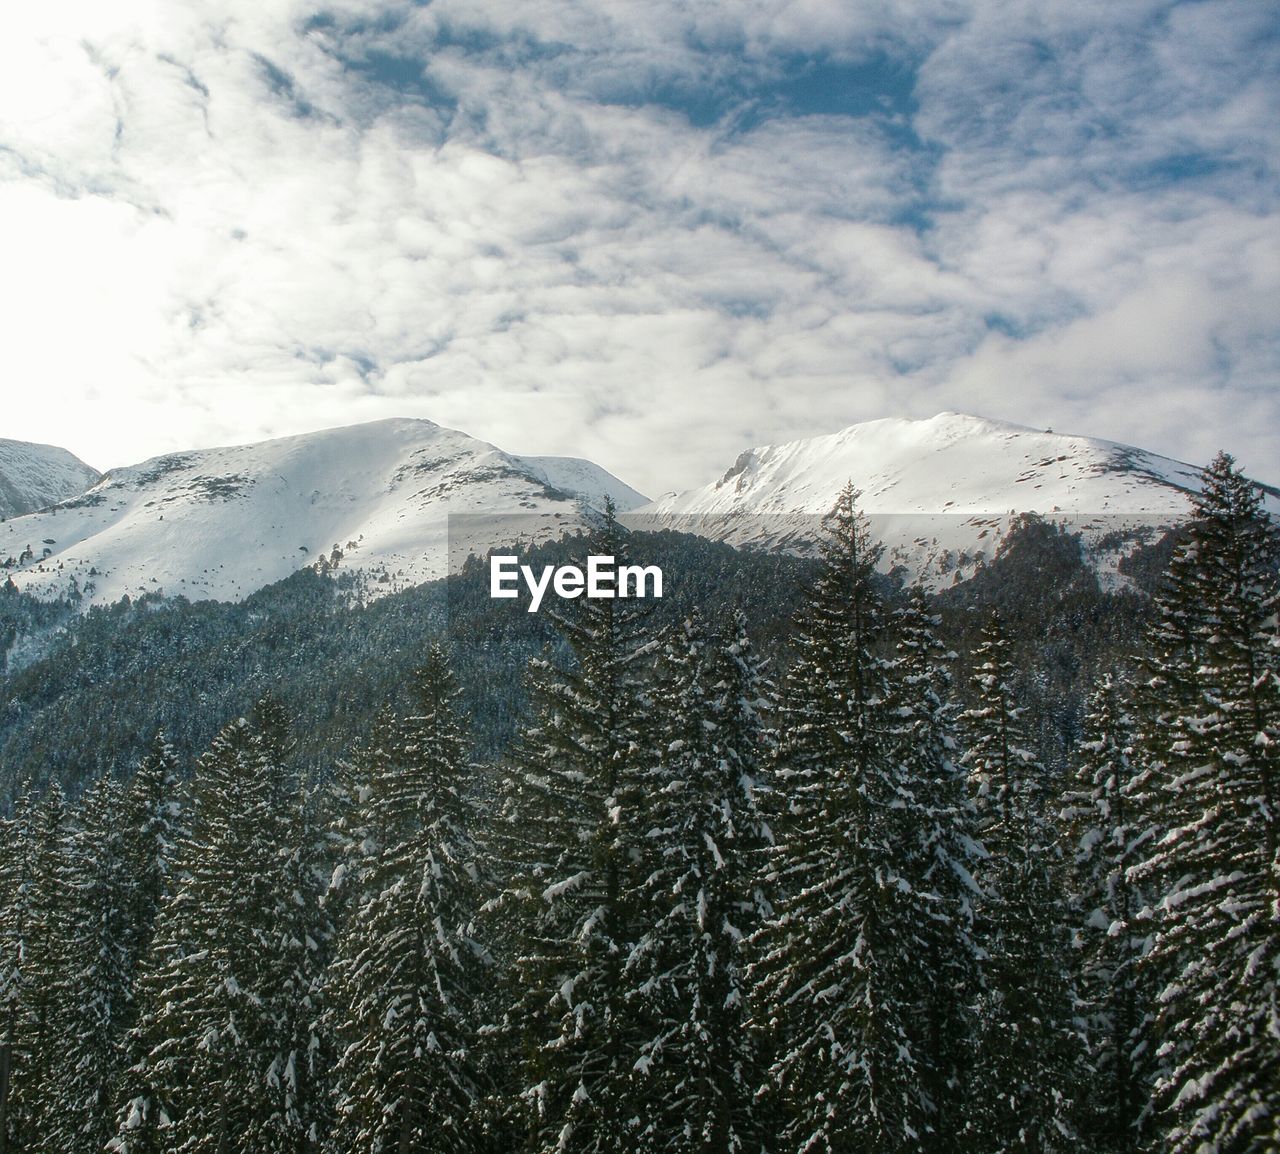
0 0 1276 493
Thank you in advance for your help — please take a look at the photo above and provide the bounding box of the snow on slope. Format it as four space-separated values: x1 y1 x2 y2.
633 412 1279 588
0 439 100 519
2 419 647 607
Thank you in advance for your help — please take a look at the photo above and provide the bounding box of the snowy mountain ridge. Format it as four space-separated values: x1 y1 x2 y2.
0 439 101 519
5 411 1274 608
2 418 646 607
632 412 1280 588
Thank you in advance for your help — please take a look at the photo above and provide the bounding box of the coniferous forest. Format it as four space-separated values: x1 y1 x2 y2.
0 451 1277 1153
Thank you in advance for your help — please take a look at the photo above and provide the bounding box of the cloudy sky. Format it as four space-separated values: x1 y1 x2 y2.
2 0 1277 495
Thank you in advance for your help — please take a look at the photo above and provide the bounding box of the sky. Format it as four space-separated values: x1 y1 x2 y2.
1 0 1277 497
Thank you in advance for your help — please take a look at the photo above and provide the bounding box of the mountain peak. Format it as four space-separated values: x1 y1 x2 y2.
0 439 100 519
4 418 646 607
677 411 1208 518
637 411 1276 588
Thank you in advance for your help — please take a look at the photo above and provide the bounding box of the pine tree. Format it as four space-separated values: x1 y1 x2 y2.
1133 452 1280 1154
270 771 330 1152
325 645 488 1152
882 590 984 1152
754 485 938 1153
487 502 655 1153
0 792 36 1154
628 610 774 1152
959 613 1080 1153
4 784 81 1147
105 734 185 1154
121 733 184 976
1061 674 1153 1153
319 752 372 943
47 774 135 1154
111 700 315 1154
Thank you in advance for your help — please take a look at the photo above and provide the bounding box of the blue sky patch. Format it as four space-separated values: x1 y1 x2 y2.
588 49 922 137
340 50 458 113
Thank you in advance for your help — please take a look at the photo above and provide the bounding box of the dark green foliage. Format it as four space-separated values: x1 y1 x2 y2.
113 701 323 1154
1061 675 1153 1153
1132 452 1280 1154
13 785 78 1148
959 613 1082 1153
936 514 1151 771
754 486 947 1154
1114 525 1185 595
628 610 774 1152
0 534 818 799
324 646 489 1152
0 585 78 676
0 455 1274 1153
273 772 331 1151
48 774 135 1154
486 504 656 1154
883 591 983 1152
0 792 43 1153
0 753 184 1154
121 734 184 983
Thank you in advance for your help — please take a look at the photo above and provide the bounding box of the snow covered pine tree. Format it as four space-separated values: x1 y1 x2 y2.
486 500 654 1154
959 612 1081 1154
325 644 489 1152
47 775 136 1153
1061 673 1154 1154
755 484 957 1153
111 700 322 1154
628 609 774 1152
882 590 983 1153
5 785 78 1148
1133 452 1280 1154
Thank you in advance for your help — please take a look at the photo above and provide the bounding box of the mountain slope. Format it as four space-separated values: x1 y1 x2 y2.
0 439 100 519
634 412 1279 586
2 419 646 607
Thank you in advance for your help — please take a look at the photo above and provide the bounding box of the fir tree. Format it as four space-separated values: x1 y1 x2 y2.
0 793 36 1154
1061 674 1153 1153
754 485 938 1154
106 734 186 1154
121 733 184 975
959 613 1081 1153
488 501 655 1153
270 771 331 1152
318 752 372 943
882 590 983 1152
629 610 774 1152
47 775 136 1154
7 784 81 1147
111 700 315 1154
1133 452 1280 1154
325 645 488 1152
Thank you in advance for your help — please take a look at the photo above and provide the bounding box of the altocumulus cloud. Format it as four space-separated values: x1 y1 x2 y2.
0 0 1275 491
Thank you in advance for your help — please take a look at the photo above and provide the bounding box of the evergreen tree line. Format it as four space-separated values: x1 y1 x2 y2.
0 452 1275 1153
0 528 818 794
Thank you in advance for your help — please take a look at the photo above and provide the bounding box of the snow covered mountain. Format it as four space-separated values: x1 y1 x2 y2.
633 412 1280 588
2 419 646 607
6 412 1273 608
0 439 100 519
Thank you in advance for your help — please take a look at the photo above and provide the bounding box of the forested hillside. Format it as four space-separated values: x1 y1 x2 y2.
1 453 1276 1153
3 509 1157 799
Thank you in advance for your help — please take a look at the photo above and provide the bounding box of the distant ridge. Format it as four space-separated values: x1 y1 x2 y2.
633 412 1279 587
6 412 1274 605
0 439 100 519
2 418 646 607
